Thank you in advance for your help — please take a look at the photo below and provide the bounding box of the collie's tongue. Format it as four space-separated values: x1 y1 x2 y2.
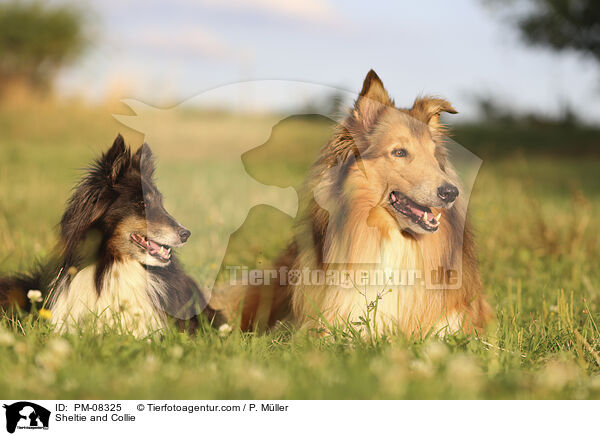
408 203 426 218
390 192 441 227
409 205 439 224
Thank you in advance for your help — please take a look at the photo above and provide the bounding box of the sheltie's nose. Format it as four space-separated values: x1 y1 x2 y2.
437 183 459 203
178 227 191 243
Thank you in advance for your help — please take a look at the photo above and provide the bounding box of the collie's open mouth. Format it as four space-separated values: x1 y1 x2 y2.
389 191 440 232
131 233 172 262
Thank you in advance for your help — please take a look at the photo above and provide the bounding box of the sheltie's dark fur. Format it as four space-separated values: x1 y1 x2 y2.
0 135 221 336
230 70 492 336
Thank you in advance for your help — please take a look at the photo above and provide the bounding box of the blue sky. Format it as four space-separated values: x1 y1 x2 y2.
56 0 600 122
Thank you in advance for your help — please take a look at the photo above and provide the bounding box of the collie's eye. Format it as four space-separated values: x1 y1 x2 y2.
392 148 408 158
138 200 147 209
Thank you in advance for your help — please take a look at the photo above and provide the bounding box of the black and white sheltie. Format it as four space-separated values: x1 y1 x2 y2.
0 134 221 336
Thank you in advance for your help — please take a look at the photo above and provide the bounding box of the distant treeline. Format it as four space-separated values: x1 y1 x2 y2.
453 122 600 158
453 97 600 158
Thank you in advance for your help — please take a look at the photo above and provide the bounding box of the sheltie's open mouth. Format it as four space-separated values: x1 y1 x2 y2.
131 233 172 262
389 191 440 232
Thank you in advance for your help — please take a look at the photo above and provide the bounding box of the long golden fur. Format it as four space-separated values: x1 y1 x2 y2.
229 70 492 336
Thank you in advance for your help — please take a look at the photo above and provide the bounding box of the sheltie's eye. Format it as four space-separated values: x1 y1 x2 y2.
392 148 408 158
137 200 147 209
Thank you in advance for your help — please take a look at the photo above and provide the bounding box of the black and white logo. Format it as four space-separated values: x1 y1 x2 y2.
3 402 50 434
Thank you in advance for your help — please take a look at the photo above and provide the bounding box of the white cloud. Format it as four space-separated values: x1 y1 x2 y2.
124 28 233 59
203 0 340 25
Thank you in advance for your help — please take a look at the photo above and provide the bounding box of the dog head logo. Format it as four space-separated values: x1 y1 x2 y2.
3 402 50 433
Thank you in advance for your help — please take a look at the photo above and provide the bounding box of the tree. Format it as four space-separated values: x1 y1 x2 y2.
0 1 86 95
487 0 600 63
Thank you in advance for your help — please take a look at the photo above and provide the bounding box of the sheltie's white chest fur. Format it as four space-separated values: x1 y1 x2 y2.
49 261 167 337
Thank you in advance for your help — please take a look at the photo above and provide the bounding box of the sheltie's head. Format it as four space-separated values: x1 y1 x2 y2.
61 134 191 267
340 70 461 235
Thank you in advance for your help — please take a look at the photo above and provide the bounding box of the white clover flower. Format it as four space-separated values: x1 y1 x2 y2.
423 341 449 364
538 360 579 391
446 354 483 393
410 359 434 379
144 354 159 373
27 290 43 303
218 323 233 337
0 330 15 347
169 345 184 360
589 375 600 392
36 339 72 372
46 337 72 358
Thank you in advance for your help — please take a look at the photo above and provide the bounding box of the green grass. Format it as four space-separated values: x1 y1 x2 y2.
1 101 600 399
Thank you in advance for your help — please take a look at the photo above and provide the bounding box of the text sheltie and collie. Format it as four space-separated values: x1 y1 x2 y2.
230 70 492 336
0 135 221 336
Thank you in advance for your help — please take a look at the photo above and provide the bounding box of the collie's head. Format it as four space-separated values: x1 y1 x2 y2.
335 70 461 235
60 134 191 267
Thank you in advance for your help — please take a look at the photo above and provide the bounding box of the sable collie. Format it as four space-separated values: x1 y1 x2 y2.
0 135 220 336
234 70 491 336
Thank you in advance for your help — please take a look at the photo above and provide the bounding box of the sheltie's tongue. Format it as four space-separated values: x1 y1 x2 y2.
131 233 171 261
389 191 441 232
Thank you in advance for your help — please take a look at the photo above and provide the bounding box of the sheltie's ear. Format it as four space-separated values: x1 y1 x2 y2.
410 97 457 130
132 143 155 179
353 69 393 129
102 134 131 185
60 134 130 250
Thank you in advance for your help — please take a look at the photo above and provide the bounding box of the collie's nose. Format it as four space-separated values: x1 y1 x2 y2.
178 228 191 243
437 183 459 203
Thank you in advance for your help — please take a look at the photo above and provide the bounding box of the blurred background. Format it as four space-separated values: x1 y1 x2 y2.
1 0 600 399
1 0 599 273
1 0 599 250
1 0 600 122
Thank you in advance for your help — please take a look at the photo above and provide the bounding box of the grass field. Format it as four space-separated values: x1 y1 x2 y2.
1 100 600 399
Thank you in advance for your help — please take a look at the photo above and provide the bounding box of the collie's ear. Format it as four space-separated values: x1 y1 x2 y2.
410 97 457 130
359 70 392 105
132 143 155 179
353 69 393 129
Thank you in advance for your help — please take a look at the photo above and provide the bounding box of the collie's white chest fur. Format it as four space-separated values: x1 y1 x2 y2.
294 227 462 336
49 261 167 337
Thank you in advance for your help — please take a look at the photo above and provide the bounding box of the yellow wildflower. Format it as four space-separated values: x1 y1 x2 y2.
38 308 52 320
